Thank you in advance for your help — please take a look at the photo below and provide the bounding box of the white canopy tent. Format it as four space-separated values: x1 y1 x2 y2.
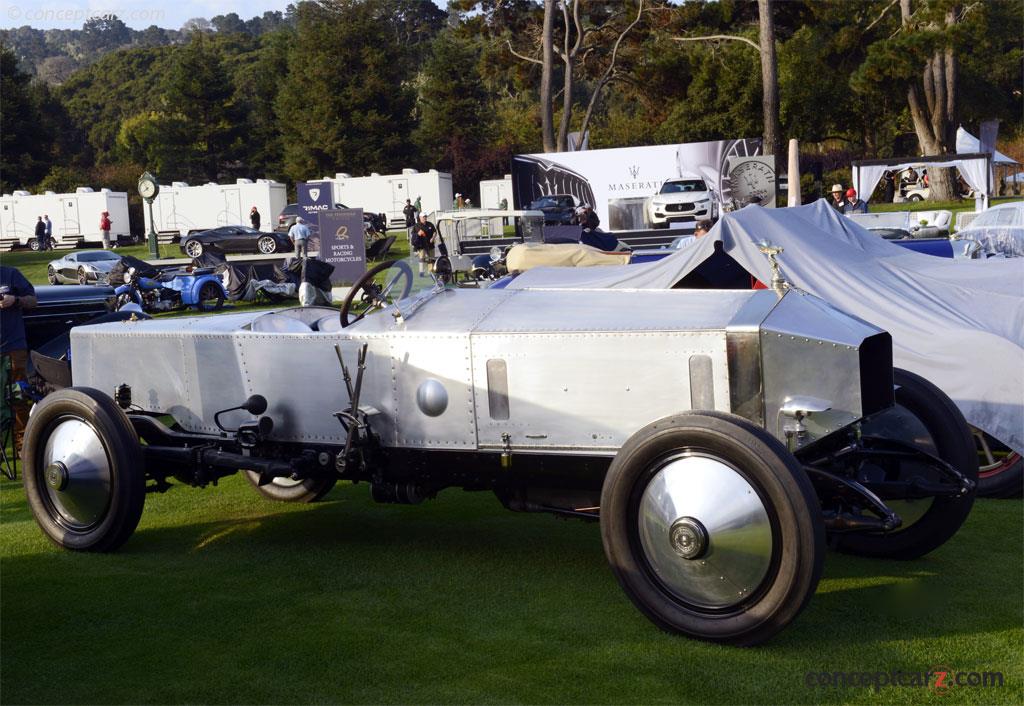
508 201 1024 453
852 153 992 209
956 126 1019 165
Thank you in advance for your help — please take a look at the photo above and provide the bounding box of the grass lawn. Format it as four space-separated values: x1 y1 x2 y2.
1 471 1021 704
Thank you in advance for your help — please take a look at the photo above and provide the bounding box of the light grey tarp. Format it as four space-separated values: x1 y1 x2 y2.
509 201 1024 453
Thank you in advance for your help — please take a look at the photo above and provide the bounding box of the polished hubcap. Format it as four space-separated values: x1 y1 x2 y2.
638 453 773 610
41 419 112 529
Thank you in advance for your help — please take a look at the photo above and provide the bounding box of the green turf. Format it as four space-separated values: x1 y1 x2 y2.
1 472 1020 704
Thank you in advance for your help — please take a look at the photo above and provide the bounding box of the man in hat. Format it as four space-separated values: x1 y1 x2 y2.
843 187 868 214
828 184 845 211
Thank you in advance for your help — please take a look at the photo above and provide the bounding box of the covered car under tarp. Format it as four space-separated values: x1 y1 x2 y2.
507 200 1024 453
107 255 160 285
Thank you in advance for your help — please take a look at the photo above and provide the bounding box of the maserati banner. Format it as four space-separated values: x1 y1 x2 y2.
318 209 366 285
511 138 771 232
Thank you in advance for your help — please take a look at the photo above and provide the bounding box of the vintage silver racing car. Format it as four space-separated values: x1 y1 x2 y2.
22 260 977 646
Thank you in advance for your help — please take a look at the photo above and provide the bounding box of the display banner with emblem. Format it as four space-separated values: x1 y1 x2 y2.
298 182 334 223
318 209 366 285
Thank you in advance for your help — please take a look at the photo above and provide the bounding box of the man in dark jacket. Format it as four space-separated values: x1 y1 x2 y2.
34 217 46 251
1 265 38 455
412 213 436 261
403 199 417 244
250 206 261 231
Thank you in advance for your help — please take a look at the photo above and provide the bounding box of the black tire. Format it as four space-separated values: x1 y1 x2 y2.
47 266 59 285
973 428 1022 498
29 239 41 252
77 267 88 285
114 291 142 311
195 281 224 312
340 259 414 327
257 235 278 254
908 194 923 202
22 387 145 552
836 368 977 559
600 411 824 646
242 470 337 503
184 239 203 258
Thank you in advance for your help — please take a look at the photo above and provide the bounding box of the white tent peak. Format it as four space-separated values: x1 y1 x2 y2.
956 126 1019 165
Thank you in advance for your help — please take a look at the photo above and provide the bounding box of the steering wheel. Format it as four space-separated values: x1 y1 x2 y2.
340 259 414 328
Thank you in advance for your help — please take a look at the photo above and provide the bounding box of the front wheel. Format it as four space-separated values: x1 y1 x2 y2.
600 411 824 646
77 267 88 285
184 239 204 258
47 266 59 285
28 239 41 252
22 387 146 551
834 368 977 559
195 281 224 312
257 235 278 254
908 194 923 202
242 471 337 503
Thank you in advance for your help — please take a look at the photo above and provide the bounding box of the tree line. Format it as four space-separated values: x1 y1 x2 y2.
2 0 1021 205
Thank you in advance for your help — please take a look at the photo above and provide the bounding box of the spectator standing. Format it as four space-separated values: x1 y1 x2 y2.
43 215 53 250
414 195 422 215
828 184 845 211
402 198 417 243
0 265 38 456
34 217 46 251
465 197 472 208
882 171 896 204
843 188 868 214
250 206 261 231
99 211 112 249
289 216 311 258
499 197 508 211
412 213 436 262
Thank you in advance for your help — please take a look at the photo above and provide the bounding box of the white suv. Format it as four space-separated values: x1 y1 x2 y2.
646 176 715 228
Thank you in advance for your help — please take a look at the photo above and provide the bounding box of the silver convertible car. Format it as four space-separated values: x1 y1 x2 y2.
22 260 977 646
46 250 122 285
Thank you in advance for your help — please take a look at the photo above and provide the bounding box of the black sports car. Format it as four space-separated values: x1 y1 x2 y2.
528 194 581 226
180 226 291 258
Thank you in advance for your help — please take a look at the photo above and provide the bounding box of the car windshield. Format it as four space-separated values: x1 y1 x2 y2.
660 179 707 194
236 226 259 233
530 196 573 209
77 252 120 262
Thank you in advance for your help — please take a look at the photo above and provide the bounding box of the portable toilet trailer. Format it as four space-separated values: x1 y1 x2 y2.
479 175 513 210
0 187 130 251
144 178 287 239
329 168 453 227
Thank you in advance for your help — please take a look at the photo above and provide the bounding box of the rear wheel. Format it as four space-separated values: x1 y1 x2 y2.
257 236 278 254
835 368 977 559
242 471 336 503
184 240 204 258
600 411 823 646
195 281 224 312
908 194 923 202
29 239 41 252
22 387 145 551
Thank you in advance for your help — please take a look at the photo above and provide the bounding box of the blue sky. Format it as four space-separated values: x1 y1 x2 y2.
2 1 444 31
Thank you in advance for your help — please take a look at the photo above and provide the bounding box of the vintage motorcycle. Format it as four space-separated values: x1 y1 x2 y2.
113 266 227 313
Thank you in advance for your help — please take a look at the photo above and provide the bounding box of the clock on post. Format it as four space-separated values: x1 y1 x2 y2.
137 171 160 258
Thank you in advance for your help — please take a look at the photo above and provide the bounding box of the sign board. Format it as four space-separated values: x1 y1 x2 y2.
298 181 334 225
512 138 763 232
318 209 366 285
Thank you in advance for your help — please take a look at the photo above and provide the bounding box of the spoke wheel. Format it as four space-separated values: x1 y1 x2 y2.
196 281 224 312
601 411 823 646
257 236 278 254
340 259 414 327
973 428 1022 498
22 387 145 552
242 470 337 503
77 267 88 285
47 266 59 285
185 240 203 258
